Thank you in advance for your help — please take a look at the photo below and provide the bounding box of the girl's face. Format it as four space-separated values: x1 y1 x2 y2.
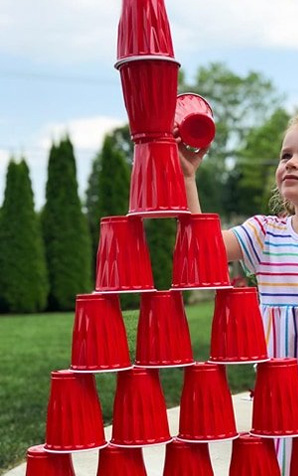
276 125 298 206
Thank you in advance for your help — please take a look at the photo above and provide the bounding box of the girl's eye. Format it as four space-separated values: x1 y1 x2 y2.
280 153 292 161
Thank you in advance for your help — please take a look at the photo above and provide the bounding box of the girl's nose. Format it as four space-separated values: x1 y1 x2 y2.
286 154 298 169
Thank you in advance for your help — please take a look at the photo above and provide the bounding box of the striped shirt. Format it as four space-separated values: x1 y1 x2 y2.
232 215 298 307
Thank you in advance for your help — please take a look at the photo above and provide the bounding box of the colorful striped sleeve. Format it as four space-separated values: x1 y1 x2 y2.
231 215 268 274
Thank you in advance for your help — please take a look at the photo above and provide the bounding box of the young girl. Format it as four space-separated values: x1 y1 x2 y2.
175 116 298 476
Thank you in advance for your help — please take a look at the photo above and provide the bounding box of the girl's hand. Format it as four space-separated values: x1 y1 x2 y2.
173 125 209 179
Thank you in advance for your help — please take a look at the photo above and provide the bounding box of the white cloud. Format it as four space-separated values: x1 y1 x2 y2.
1 0 298 67
39 115 125 150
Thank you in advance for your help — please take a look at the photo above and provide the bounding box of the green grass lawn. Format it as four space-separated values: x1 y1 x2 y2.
0 300 255 474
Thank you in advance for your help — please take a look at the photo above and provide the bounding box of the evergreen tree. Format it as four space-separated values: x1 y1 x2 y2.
42 137 92 310
86 133 130 265
0 159 48 312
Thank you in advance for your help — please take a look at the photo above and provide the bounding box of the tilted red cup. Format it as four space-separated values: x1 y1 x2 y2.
290 437 298 475
111 367 172 446
163 438 214 476
229 433 280 476
172 214 231 289
128 139 189 218
26 445 75 476
95 216 155 293
115 58 179 141
251 358 298 438
116 0 175 60
45 370 107 452
97 444 147 475
71 293 132 373
178 362 238 442
175 93 216 149
135 290 194 367
209 287 269 364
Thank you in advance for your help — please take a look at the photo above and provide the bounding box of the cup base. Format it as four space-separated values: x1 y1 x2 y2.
208 358 270 365
127 210 190 218
171 285 232 291
70 365 133 373
93 288 157 294
109 438 173 448
134 362 195 369
250 431 298 439
177 434 239 443
44 442 108 454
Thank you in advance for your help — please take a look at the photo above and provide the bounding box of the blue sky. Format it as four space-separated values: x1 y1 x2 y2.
1 0 298 209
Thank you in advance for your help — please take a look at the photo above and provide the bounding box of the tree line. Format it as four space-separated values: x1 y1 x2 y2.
0 62 293 313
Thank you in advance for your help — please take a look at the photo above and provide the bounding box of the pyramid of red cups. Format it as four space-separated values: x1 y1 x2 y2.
24 1 298 475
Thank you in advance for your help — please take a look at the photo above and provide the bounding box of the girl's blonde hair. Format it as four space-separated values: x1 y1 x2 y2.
268 115 298 216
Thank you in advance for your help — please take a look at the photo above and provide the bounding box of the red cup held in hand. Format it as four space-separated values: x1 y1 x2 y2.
175 93 215 149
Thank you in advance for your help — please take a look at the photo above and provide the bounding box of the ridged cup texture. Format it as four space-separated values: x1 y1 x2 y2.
118 59 179 141
128 140 189 217
251 358 298 437
175 93 215 149
71 293 131 372
210 287 268 363
117 0 174 59
229 433 280 476
135 291 194 367
95 216 154 292
172 214 231 289
45 370 106 452
178 362 238 441
111 367 171 446
97 445 147 475
163 438 214 475
26 445 75 476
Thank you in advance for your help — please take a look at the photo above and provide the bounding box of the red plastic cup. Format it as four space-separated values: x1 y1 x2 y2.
209 287 269 364
229 433 280 476
175 93 216 149
95 216 155 293
97 444 147 475
172 214 231 289
135 291 194 367
26 445 75 476
45 370 107 452
163 438 214 476
290 437 298 475
251 358 298 437
178 362 238 442
111 367 172 446
116 0 175 60
71 293 132 373
116 58 179 141
128 139 189 217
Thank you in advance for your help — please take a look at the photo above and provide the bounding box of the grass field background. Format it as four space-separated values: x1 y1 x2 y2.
0 300 255 474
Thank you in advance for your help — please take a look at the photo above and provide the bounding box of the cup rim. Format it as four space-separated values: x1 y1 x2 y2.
115 55 181 69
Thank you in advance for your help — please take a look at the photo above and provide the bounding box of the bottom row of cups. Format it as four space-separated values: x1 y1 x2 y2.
28 434 298 475
40 358 298 453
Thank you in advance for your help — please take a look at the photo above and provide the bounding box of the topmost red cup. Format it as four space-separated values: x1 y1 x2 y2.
116 0 175 60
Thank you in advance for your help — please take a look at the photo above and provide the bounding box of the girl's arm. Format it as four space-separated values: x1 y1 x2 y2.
175 128 243 262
